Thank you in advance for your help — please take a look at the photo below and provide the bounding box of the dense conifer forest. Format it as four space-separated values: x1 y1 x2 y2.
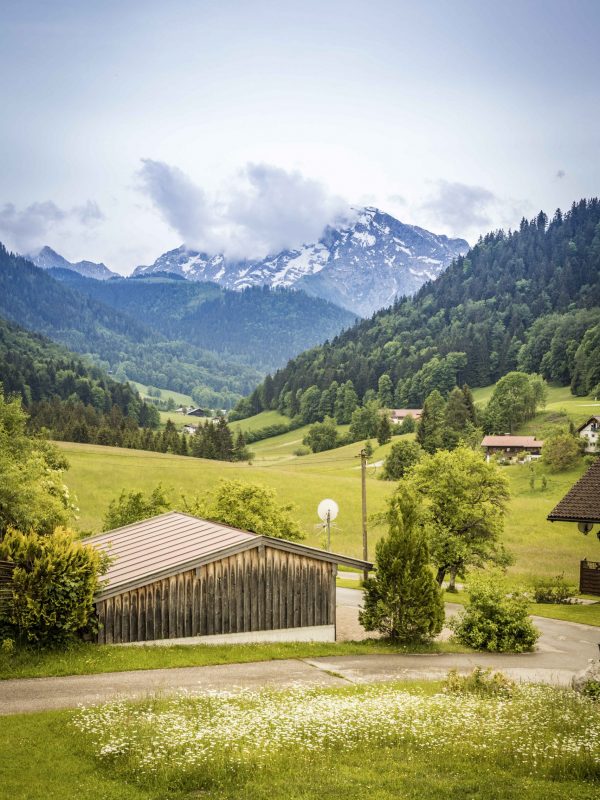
240 199 600 417
0 317 159 438
0 246 262 406
50 271 357 372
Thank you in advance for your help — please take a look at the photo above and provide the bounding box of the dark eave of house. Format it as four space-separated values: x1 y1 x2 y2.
547 457 600 523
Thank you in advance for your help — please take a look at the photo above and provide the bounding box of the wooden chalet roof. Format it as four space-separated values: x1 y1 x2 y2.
480 435 544 448
547 458 600 523
85 512 372 599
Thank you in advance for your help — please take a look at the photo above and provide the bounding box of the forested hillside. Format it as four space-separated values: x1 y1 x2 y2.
0 246 260 405
49 271 357 371
0 316 159 439
242 198 600 415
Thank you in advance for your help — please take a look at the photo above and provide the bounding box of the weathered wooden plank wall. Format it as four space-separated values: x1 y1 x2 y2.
97 547 336 644
580 559 600 596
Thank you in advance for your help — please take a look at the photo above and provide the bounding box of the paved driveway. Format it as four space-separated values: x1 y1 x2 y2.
1 589 598 716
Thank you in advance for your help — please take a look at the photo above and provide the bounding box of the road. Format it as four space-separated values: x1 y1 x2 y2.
1 588 598 715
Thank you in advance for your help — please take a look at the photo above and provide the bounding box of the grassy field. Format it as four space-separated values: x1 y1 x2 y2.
129 381 193 407
231 409 290 434
2 681 598 800
58 435 600 584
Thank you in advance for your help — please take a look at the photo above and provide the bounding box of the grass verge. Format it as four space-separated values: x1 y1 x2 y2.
0 639 467 681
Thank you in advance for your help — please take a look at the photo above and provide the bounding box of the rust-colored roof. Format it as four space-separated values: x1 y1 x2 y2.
547 458 600 523
481 435 544 448
85 511 371 598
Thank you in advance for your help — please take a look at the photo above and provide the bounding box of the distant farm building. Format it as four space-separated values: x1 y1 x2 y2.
86 512 370 645
577 416 600 453
186 407 211 418
182 424 198 436
390 408 423 424
480 435 544 462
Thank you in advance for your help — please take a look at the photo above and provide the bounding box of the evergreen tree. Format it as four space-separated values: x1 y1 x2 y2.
416 390 446 453
443 386 470 449
378 373 394 408
376 411 392 446
359 486 444 642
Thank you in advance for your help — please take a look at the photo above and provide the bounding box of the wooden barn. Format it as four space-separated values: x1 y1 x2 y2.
86 512 371 645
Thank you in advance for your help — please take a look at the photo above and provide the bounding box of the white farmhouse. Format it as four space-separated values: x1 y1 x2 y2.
577 416 600 453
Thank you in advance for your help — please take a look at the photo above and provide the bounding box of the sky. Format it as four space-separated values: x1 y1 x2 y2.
1 0 599 273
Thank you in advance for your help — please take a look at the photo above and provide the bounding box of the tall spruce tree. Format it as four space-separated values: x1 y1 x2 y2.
359 486 444 642
416 389 446 453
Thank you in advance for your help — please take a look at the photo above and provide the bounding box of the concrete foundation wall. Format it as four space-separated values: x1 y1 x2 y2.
122 624 336 647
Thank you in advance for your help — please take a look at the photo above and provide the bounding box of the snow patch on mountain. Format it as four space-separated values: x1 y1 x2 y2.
133 208 468 316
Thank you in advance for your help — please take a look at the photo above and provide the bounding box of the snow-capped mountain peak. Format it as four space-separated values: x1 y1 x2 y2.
133 208 468 316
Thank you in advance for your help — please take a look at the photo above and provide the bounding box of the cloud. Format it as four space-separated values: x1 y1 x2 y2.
555 169 566 180
0 198 104 253
137 159 348 259
421 180 497 233
387 193 407 206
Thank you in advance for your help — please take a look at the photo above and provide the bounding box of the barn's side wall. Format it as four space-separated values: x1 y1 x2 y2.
96 546 336 644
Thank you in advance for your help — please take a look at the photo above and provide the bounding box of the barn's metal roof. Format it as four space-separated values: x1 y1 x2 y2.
547 457 600 523
85 512 372 599
480 435 544 448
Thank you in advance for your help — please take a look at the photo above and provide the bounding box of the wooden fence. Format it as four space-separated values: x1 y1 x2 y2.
580 560 600 596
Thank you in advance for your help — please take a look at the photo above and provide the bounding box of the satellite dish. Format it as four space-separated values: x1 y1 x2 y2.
318 498 339 522
578 521 594 535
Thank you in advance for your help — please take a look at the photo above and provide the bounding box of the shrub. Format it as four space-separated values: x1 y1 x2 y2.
542 432 582 472
380 440 423 480
0 528 109 647
103 484 170 531
183 480 304 541
303 416 339 453
293 446 310 456
451 574 539 652
360 486 444 643
443 667 515 698
532 573 576 604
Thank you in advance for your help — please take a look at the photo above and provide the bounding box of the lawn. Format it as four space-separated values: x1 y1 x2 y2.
0 639 466 681
2 681 598 799
230 409 291 435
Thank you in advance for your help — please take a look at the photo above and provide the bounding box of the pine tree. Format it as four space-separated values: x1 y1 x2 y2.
359 487 444 642
378 373 394 408
416 390 446 453
376 411 392 445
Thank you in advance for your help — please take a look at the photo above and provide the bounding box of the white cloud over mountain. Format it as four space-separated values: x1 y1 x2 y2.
137 159 348 260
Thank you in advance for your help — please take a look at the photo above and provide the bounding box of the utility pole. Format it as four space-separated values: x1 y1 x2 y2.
360 448 368 581
326 509 331 551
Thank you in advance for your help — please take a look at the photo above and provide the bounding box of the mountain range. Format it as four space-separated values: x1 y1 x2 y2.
133 207 469 316
29 245 119 280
